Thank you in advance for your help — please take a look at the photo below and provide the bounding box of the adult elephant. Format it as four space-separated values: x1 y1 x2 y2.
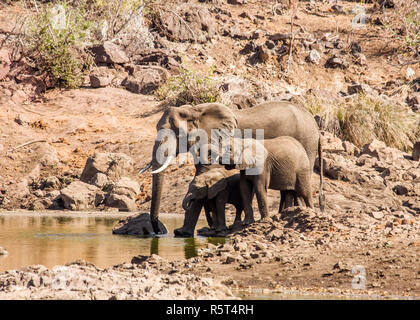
139 101 323 234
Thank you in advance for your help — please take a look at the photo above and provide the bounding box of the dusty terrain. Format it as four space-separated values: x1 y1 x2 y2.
0 0 419 299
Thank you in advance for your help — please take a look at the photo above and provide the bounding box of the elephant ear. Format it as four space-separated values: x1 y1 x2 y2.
232 138 267 171
207 178 228 199
193 103 238 136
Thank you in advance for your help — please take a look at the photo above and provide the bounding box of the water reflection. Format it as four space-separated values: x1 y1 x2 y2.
0 214 226 272
150 237 159 256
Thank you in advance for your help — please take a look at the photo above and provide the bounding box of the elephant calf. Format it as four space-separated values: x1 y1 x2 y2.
227 136 315 224
174 164 243 237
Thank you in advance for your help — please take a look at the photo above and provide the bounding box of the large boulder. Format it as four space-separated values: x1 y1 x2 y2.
360 139 403 163
60 181 105 210
80 153 134 184
112 213 167 235
122 66 169 95
131 49 181 73
159 5 217 43
89 67 115 88
90 41 129 64
106 177 140 212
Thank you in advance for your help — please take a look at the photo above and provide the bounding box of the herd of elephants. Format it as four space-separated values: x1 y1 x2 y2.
138 101 325 237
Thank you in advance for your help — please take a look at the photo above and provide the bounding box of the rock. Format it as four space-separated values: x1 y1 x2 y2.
227 0 247 4
331 5 343 13
412 141 420 161
106 177 140 211
21 75 47 97
122 66 168 95
360 140 403 162
0 48 11 80
90 67 114 88
231 94 256 109
407 92 420 110
89 173 110 189
342 141 359 156
220 79 246 94
0 247 8 255
371 211 384 220
325 55 348 69
131 49 181 72
379 0 394 8
131 255 149 264
112 213 167 235
14 114 30 126
80 153 134 184
34 143 59 167
392 185 409 196
350 42 362 55
60 181 105 210
159 5 217 43
269 33 292 42
224 254 238 264
348 83 370 95
90 41 129 64
43 176 61 190
306 50 321 64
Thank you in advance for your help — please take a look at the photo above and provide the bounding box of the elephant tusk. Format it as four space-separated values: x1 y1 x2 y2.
138 161 152 174
151 155 174 174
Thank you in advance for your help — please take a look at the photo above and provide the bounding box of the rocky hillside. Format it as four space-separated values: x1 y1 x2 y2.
0 0 419 214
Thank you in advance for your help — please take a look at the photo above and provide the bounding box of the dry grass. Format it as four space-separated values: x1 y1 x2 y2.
302 93 420 152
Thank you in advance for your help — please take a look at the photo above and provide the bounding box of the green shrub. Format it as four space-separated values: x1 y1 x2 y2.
156 65 221 107
302 93 420 152
25 1 94 88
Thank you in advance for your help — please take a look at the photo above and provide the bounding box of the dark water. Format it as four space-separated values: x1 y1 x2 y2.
0 213 224 272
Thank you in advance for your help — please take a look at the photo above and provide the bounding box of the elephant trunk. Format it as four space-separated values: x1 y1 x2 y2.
182 193 194 211
150 140 174 234
150 169 165 234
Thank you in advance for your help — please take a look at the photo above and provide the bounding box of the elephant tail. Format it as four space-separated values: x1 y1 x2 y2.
318 136 325 212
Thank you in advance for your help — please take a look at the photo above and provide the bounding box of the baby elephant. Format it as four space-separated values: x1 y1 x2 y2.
224 136 315 224
174 164 243 237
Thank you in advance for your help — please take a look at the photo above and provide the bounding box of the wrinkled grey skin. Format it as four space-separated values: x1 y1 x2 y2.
227 136 315 224
143 101 322 234
174 164 243 237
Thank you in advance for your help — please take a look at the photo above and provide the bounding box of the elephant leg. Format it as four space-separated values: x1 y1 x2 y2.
240 173 254 225
255 181 269 220
284 191 294 209
279 191 286 213
297 173 314 208
215 196 228 232
233 205 243 226
203 202 214 229
174 199 203 237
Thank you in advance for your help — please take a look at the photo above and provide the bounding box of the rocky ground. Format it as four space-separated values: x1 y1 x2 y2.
0 0 419 299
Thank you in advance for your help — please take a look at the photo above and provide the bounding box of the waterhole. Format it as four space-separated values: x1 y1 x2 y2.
0 212 224 272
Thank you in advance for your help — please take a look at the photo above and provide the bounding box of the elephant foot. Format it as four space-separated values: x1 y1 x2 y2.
174 227 194 238
197 226 211 234
216 225 228 233
260 216 270 222
230 221 244 232
243 217 255 225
